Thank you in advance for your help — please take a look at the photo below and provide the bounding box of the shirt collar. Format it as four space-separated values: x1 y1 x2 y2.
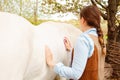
84 28 98 36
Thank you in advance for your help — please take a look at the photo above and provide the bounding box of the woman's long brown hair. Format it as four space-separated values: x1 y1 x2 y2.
80 5 106 55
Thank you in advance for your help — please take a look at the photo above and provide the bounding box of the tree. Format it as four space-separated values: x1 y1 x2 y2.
91 0 120 79
0 1 2 11
41 0 85 14
19 0 22 16
34 0 38 24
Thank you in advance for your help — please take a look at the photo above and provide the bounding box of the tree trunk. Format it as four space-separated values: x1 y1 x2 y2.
105 0 120 79
0 4 2 11
34 0 38 24
20 0 22 16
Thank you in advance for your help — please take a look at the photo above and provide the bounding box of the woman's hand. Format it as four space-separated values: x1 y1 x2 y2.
45 45 55 69
64 37 72 52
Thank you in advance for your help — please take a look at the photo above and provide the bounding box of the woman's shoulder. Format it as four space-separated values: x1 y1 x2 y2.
78 33 95 57
78 33 94 43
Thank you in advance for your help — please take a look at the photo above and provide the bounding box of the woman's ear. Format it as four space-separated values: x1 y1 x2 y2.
80 17 84 24
82 17 86 24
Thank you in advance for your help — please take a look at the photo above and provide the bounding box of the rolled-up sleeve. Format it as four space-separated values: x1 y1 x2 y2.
54 34 94 79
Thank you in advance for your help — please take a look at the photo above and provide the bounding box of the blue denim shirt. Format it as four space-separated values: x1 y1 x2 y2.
54 28 98 80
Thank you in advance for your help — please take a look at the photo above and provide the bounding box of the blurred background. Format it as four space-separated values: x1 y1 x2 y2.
0 0 107 25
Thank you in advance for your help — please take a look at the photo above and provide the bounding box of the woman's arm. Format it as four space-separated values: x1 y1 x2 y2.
53 37 90 79
45 35 94 79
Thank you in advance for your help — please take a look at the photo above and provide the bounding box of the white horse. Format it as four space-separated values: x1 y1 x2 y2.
0 12 82 80
23 21 82 80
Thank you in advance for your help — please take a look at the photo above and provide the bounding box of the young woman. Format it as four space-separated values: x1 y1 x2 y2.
45 5 106 80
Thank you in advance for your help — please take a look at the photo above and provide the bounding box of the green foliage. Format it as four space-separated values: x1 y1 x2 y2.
0 0 115 29
0 0 92 24
41 0 83 14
